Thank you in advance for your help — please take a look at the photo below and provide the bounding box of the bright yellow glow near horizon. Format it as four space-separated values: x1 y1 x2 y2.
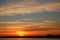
16 31 27 36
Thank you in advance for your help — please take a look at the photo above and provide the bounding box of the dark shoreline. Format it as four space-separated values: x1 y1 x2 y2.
0 35 60 38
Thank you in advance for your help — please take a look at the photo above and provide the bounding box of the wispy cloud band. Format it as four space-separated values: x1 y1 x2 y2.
0 20 60 29
0 1 60 15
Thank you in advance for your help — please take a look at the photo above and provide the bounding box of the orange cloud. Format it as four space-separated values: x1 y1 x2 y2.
0 28 60 36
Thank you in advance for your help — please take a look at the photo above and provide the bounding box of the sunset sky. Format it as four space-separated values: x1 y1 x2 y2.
0 0 60 36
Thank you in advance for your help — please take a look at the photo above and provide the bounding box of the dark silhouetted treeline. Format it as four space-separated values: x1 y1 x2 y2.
0 35 60 38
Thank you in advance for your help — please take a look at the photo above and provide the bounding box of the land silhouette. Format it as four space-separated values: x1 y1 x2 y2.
0 34 60 38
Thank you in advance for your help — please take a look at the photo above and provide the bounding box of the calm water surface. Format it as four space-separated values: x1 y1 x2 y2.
0 38 60 40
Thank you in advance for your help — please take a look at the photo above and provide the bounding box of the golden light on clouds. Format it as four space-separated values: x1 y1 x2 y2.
0 20 60 29
0 29 60 36
0 2 60 15
43 20 57 23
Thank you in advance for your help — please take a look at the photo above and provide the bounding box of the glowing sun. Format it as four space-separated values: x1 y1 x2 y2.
16 31 27 36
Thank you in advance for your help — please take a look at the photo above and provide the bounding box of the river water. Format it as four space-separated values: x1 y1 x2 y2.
0 38 60 40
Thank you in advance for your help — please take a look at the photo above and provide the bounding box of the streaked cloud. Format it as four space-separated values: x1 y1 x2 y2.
23 18 33 20
0 0 60 15
43 20 57 23
0 21 60 29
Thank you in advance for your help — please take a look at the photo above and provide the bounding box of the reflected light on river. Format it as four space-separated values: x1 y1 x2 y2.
0 38 60 40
